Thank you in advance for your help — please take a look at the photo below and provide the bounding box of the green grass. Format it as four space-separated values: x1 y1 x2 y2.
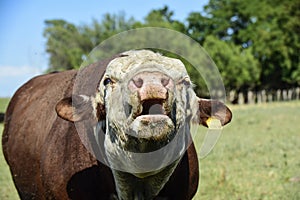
0 98 10 112
0 98 19 199
194 101 300 200
0 99 299 199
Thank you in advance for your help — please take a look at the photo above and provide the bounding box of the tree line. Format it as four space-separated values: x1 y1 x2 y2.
43 0 299 98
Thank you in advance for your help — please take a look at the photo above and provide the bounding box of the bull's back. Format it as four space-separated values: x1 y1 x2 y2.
2 70 77 198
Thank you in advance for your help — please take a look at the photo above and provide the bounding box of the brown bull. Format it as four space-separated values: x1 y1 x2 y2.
2 50 232 200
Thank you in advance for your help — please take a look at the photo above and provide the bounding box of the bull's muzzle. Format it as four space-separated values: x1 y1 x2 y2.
128 71 174 101
124 71 176 152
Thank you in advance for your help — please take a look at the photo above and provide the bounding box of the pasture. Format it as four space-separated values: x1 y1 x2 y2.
0 98 299 199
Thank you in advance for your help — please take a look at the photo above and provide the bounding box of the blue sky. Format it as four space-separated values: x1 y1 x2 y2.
0 0 207 97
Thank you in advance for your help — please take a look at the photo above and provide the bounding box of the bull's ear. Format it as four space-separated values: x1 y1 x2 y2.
56 95 94 122
198 98 232 127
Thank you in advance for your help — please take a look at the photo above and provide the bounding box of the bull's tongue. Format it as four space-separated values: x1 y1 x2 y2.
125 115 175 153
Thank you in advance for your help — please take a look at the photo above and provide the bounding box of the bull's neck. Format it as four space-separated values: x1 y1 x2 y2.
112 159 179 200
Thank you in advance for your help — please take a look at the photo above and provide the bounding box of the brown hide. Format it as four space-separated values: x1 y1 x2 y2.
2 58 199 199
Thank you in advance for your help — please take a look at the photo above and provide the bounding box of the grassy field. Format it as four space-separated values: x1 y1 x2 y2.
0 99 299 199
195 101 300 200
0 98 19 199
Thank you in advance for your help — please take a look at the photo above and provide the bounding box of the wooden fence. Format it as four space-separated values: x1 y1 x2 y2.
228 87 300 104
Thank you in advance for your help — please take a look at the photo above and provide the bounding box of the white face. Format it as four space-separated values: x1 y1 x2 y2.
98 50 199 172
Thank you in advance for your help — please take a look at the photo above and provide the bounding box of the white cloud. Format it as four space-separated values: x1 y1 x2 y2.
0 65 44 97
0 65 43 77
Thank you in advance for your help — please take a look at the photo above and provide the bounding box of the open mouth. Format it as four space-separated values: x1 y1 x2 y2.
123 99 176 152
132 99 172 119
141 99 166 115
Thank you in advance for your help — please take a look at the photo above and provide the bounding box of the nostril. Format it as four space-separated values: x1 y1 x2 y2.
161 78 170 87
133 78 143 88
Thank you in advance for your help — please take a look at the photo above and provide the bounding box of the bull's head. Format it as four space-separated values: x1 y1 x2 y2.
99 50 202 154
56 50 232 198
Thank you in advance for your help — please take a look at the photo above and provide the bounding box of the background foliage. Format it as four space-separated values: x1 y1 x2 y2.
43 0 299 96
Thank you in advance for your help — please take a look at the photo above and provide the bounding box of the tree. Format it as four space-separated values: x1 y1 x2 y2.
186 12 212 44
203 35 260 93
134 6 186 33
44 19 86 71
187 0 300 90
44 4 299 94
44 14 136 71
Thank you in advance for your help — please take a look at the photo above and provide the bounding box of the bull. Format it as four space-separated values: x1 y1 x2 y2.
2 50 232 199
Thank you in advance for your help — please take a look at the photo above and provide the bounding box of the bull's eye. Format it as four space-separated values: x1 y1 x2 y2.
103 78 112 86
181 77 191 86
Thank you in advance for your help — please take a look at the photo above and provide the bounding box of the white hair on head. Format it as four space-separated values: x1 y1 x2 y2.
105 49 188 81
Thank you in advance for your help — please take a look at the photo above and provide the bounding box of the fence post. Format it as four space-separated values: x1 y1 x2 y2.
296 87 300 100
256 91 261 104
282 90 288 101
267 92 273 102
276 90 281 101
288 89 293 101
236 88 299 103
229 90 235 103
247 91 254 104
262 90 267 103
238 92 244 104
